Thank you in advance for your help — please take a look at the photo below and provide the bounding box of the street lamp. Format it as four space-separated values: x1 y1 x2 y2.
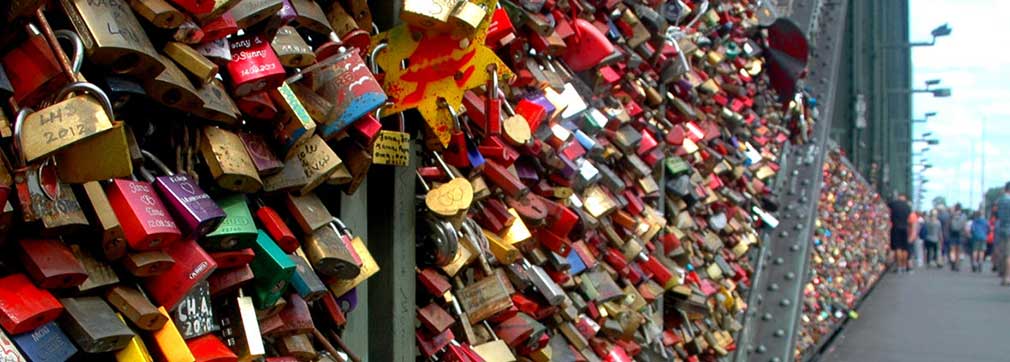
914 138 940 145
887 23 952 48
889 80 952 97
913 112 937 123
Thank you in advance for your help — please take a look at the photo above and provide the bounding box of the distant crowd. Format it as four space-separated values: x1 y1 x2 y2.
887 182 1010 284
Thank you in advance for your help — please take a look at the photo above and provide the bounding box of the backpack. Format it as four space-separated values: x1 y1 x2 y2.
972 218 990 241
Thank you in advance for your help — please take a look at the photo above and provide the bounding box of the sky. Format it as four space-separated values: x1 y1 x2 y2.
910 0 1010 210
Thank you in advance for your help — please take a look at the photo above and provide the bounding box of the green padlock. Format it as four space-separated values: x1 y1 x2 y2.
202 194 257 251
240 230 296 310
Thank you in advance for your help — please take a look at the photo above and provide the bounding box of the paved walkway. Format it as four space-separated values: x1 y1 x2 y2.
819 261 1010 362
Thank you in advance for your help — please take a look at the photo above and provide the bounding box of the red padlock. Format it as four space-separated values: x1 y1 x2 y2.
143 238 218 310
561 19 615 72
226 34 286 97
1 22 71 108
19 239 88 289
209 249 256 269
253 200 298 253
105 178 182 251
236 92 279 120
0 274 63 335
187 333 238 362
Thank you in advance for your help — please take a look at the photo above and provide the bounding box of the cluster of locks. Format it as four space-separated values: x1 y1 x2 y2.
795 149 889 360
0 0 813 360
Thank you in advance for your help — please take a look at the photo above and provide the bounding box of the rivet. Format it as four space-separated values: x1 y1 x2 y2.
774 257 784 265
757 345 767 353
786 272 796 280
780 298 791 307
762 313 773 321
790 244 801 252
768 283 779 291
771 358 782 362
779 231 789 238
795 223 804 230
774 329 785 337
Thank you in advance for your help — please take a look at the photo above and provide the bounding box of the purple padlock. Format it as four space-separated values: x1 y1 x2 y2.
335 288 358 314
140 151 226 239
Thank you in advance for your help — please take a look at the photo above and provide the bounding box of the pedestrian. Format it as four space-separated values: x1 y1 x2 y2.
995 182 1010 285
938 205 951 268
888 194 913 273
948 203 967 271
922 209 943 267
909 210 923 268
969 210 990 273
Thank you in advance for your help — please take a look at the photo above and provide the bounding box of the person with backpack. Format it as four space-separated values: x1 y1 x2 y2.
948 204 968 271
970 210 990 273
922 209 943 268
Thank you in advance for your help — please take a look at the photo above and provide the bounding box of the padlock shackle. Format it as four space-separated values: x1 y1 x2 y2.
13 108 32 167
684 0 709 29
415 169 431 191
369 43 388 75
137 166 156 182
140 150 175 176
431 152 456 180
55 82 115 124
53 29 84 74
331 217 352 238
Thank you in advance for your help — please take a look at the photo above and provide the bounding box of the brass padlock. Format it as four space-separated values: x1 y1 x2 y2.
285 192 331 234
127 0 185 29
77 181 128 260
304 217 362 279
164 41 218 84
200 126 263 193
194 79 241 126
18 82 115 163
70 244 119 293
271 26 316 68
291 135 342 195
450 1 487 33
144 54 205 112
230 0 283 29
401 0 456 30
61 0 165 76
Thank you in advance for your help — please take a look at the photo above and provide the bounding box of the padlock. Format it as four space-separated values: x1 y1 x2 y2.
115 314 153 362
19 239 88 289
226 34 285 97
105 172 182 251
203 194 257 251
123 250 176 277
210 248 256 269
401 0 455 30
253 198 298 252
187 333 237 362
263 156 310 193
285 191 332 234
0 274 63 335
269 82 318 158
273 293 313 337
171 280 219 339
144 238 218 310
230 0 283 28
15 81 113 165
288 0 331 34
149 307 195 362
71 244 120 293
61 0 164 76
241 230 296 309
451 0 487 32
289 252 328 302
141 150 226 239
201 126 264 193
324 232 379 298
3 21 73 109
272 26 316 67
208 264 255 297
164 41 218 84
105 285 167 332
11 322 78 362
456 273 513 324
297 36 387 139
277 333 315 360
194 79 242 126
58 297 134 353
144 54 206 111
239 132 284 176
304 217 362 279
292 135 343 195
218 290 265 362
127 0 185 29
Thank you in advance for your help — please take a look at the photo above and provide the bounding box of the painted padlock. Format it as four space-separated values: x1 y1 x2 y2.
300 35 386 139
141 150 226 239
105 173 182 251
226 34 285 97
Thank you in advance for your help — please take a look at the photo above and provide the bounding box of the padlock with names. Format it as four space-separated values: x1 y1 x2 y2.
203 194 258 251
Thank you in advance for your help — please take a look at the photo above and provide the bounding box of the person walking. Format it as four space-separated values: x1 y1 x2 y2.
922 209 943 267
969 210 990 273
938 205 951 268
995 182 1010 285
888 194 913 273
948 203 967 271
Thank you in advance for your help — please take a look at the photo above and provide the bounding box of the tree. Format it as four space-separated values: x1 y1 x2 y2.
932 196 947 208
984 187 1003 216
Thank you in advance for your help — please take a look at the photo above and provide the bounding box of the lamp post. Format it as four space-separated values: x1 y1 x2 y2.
912 112 937 123
887 23 952 48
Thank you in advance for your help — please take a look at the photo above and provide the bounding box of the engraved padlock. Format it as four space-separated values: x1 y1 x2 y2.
203 194 258 251
226 33 285 97
61 0 165 76
143 238 218 311
141 150 226 239
218 291 266 362
105 168 182 251
200 126 264 193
